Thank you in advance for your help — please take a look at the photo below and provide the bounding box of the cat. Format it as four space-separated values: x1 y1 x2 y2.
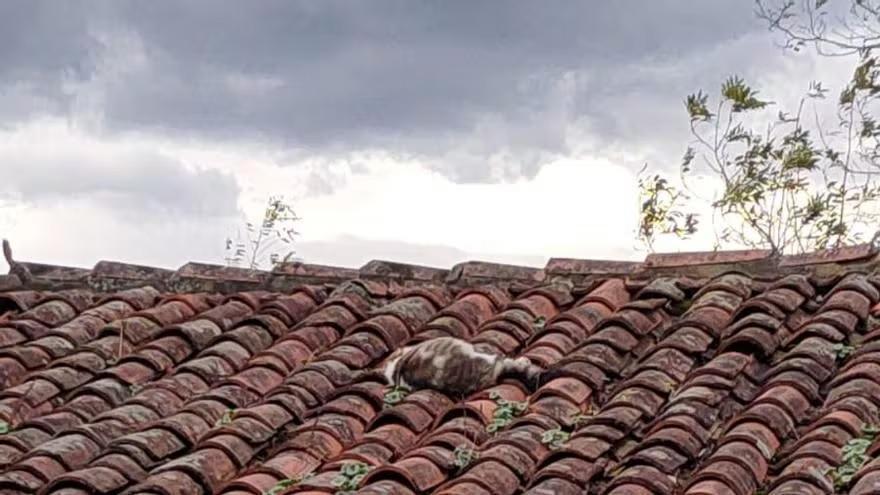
381 336 544 396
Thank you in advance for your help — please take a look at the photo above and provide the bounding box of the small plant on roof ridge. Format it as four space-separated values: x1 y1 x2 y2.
216 408 237 427
226 195 301 270
826 423 880 490
0 421 9 435
332 461 371 493
486 391 528 434
541 428 570 450
833 342 856 362
452 444 478 471
383 385 409 408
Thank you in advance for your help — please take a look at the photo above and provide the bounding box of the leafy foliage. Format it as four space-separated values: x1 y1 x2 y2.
383 386 409 407
216 408 237 427
686 91 713 122
332 461 371 493
0 421 8 435
641 0 880 254
263 473 313 495
541 428 571 450
226 195 300 270
640 70 880 254
756 0 880 56
826 424 880 490
638 170 698 251
486 391 528 434
452 445 478 470
721 76 770 112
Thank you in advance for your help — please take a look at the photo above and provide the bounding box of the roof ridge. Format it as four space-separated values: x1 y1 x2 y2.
3 241 880 294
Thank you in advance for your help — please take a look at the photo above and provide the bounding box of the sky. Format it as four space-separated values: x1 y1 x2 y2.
0 1 857 273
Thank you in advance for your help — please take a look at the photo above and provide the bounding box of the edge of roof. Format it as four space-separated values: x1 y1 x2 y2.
3 241 880 294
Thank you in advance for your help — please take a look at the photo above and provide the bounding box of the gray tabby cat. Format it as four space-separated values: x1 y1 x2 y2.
381 336 543 396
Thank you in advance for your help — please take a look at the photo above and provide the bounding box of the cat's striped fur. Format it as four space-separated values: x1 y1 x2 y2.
381 336 543 396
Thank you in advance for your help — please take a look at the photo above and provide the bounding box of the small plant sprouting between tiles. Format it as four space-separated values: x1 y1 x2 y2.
541 428 571 450
216 408 237 427
263 473 313 495
453 445 478 470
537 408 597 450
826 424 880 490
332 461 371 494
383 385 409 407
533 315 547 330
571 407 597 426
486 391 528 434
833 342 856 362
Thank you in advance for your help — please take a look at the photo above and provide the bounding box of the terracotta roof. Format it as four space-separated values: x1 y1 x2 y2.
1 244 880 494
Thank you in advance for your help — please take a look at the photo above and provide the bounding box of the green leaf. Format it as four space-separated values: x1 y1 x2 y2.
263 474 313 495
452 445 478 470
383 386 409 407
533 316 547 330
721 76 769 112
332 461 371 493
828 424 878 490
215 409 237 427
541 428 570 450
685 91 713 121
341 462 363 477
841 86 856 105
681 147 695 173
833 343 856 361
782 144 818 170
486 393 528 434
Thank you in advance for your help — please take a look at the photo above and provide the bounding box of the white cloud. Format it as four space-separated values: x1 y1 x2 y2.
160 138 648 267
0 118 647 274
292 155 641 261
1 198 230 270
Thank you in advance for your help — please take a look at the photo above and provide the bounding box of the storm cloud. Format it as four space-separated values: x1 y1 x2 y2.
0 1 763 181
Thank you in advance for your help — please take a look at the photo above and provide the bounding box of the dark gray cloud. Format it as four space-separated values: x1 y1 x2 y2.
0 1 762 180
